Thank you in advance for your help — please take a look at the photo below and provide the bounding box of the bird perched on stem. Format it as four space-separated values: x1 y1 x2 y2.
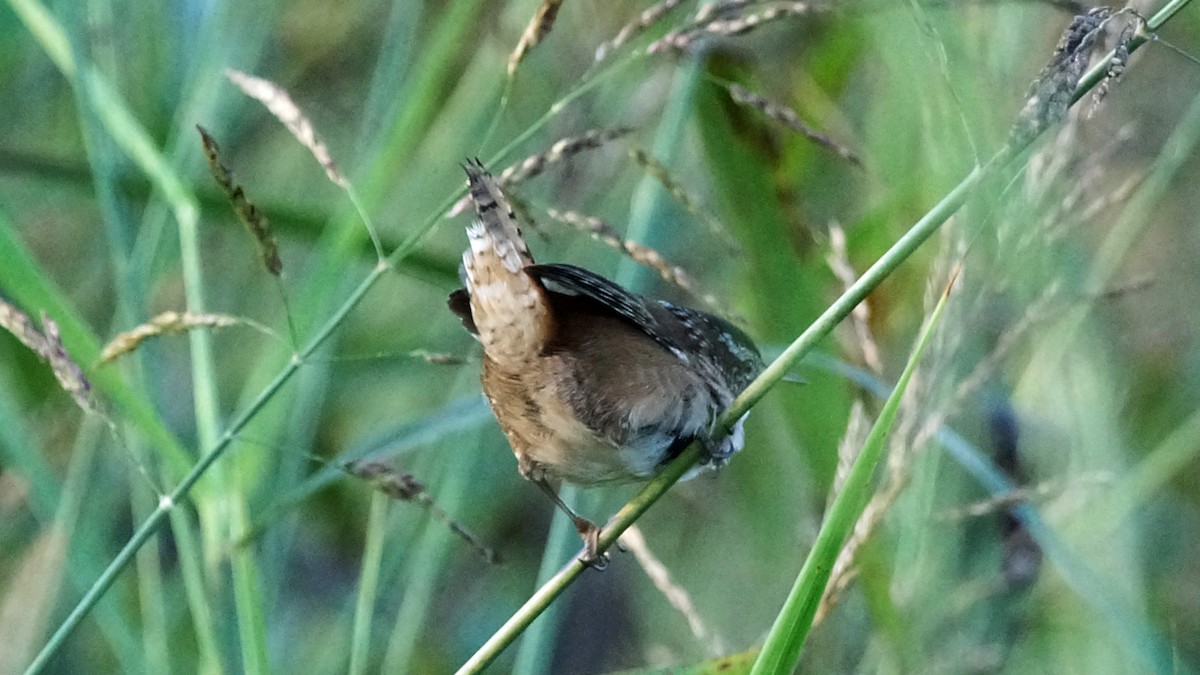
448 160 762 566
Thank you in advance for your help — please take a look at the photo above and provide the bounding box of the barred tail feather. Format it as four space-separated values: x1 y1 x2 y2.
461 160 549 366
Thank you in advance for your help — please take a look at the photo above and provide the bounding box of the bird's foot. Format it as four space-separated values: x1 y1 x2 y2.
528 474 611 569
573 517 609 571
697 435 733 468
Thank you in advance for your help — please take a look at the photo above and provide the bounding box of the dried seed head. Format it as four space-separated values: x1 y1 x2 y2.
197 126 283 276
595 0 686 63
626 147 741 251
509 0 566 77
1090 18 1139 115
1008 7 1112 147
504 127 633 185
727 84 862 166
224 69 346 188
40 314 94 414
543 207 733 318
347 460 427 502
344 460 499 563
447 128 632 218
0 296 97 414
100 311 241 364
695 0 756 24
649 2 815 54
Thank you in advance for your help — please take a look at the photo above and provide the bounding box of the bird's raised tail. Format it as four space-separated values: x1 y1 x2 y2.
457 159 550 368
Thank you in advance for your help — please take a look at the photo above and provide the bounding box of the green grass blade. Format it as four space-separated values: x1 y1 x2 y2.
751 275 954 672
349 492 389 675
21 264 384 672
382 427 485 672
509 505 576 675
0 419 139 673
815 350 1188 672
63 10 221 670
0 396 142 672
8 1 255 667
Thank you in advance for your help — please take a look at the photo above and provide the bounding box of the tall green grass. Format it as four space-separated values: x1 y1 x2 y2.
0 0 1197 673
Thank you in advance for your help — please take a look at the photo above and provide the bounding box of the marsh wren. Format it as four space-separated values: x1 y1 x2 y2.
448 160 762 565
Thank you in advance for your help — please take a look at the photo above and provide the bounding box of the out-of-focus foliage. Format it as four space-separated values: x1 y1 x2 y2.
0 0 1197 673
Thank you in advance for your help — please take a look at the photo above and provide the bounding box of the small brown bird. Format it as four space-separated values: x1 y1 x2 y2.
448 160 762 565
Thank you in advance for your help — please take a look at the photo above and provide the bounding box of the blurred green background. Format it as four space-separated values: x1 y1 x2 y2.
1 0 1198 673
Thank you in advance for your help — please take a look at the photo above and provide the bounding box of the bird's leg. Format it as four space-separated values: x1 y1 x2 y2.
530 476 609 570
